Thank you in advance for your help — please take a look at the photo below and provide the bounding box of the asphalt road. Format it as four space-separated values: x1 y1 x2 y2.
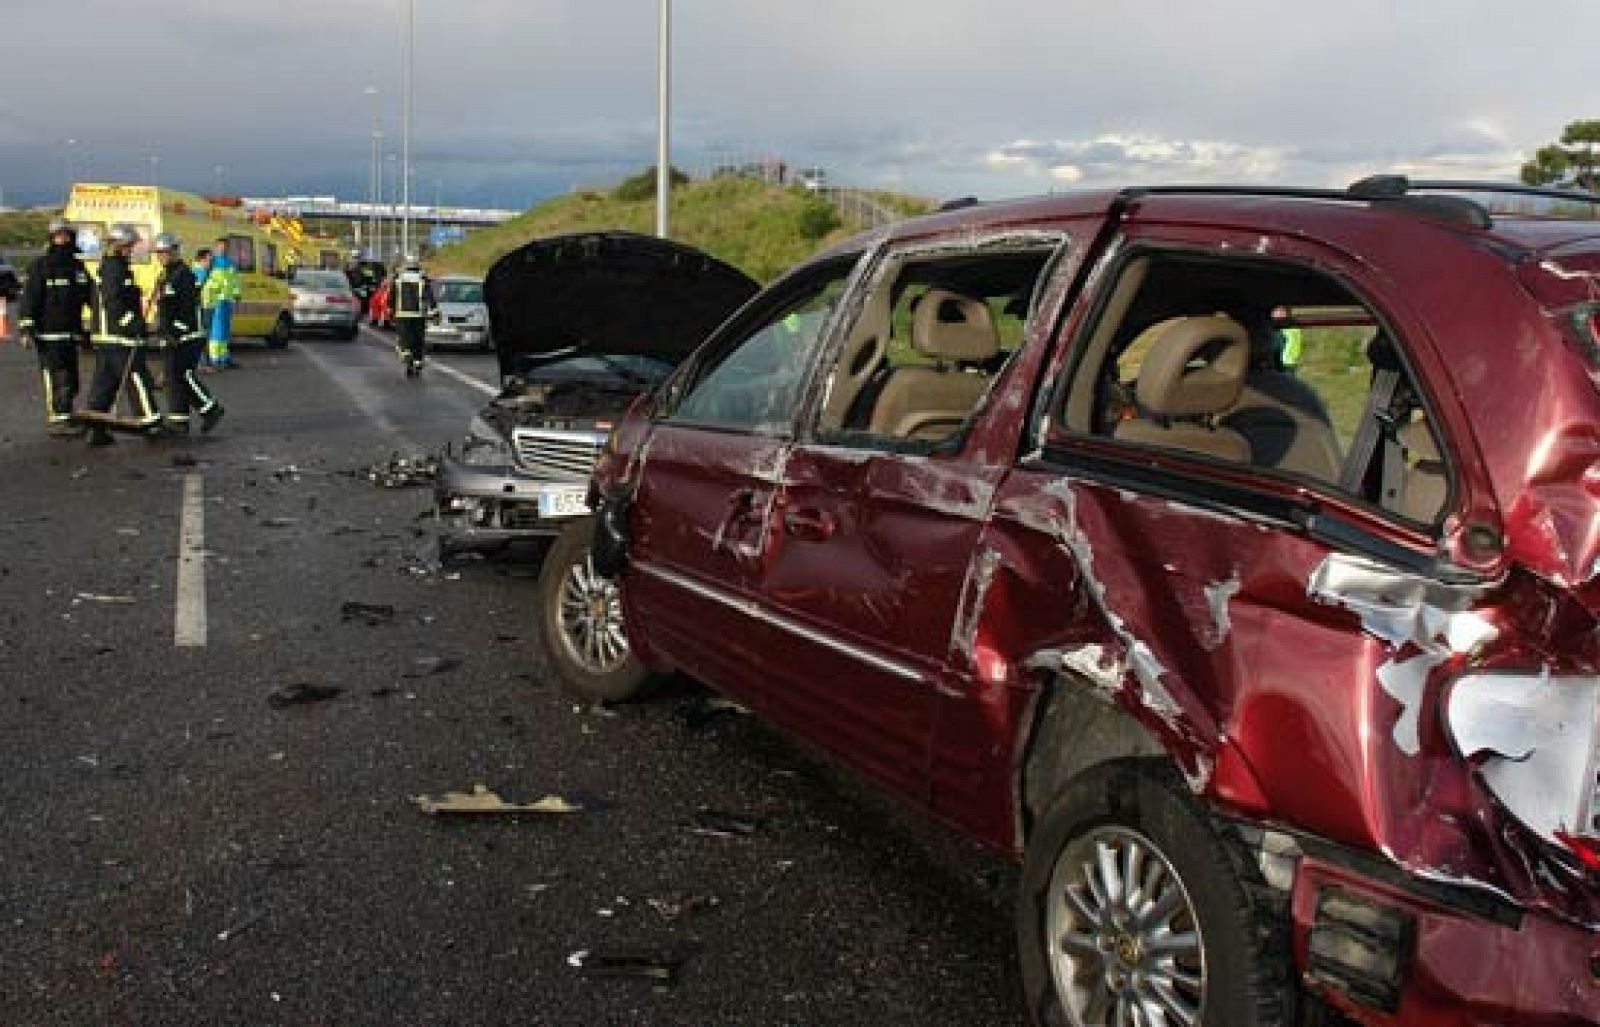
0 327 1022 1026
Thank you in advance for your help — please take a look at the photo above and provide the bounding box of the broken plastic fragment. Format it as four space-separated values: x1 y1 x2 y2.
75 592 135 605
361 454 440 489
690 809 763 839
413 784 584 816
567 948 682 984
340 601 396 626
267 682 344 708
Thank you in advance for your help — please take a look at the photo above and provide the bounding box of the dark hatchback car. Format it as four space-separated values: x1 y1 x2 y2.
435 233 758 693
575 180 1600 1024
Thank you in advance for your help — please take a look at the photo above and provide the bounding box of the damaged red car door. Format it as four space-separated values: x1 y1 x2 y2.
624 259 860 697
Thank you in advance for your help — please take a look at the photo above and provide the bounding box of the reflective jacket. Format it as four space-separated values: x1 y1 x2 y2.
394 270 432 319
93 253 147 344
155 258 204 343
18 243 93 342
201 253 241 307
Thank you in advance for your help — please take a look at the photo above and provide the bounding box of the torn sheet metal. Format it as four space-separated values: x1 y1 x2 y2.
1446 670 1600 844
949 546 1002 664
413 784 584 816
1308 552 1499 756
1203 573 1241 650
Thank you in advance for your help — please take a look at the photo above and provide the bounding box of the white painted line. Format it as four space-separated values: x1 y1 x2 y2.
358 326 498 396
427 358 498 397
175 473 207 648
296 339 424 452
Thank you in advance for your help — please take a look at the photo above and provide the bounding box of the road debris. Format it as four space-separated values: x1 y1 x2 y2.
171 453 198 468
216 909 265 942
74 592 136 605
340 601 396 626
413 784 584 817
261 517 298 529
647 894 720 922
680 695 749 731
689 809 764 839
361 454 439 489
407 655 462 677
567 948 683 985
267 682 344 708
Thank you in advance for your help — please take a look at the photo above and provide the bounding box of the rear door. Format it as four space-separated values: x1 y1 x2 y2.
624 258 861 699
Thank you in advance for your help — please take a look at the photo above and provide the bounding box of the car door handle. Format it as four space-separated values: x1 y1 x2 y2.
783 508 837 542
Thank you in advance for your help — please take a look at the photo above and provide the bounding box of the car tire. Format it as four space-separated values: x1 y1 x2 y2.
535 516 650 702
340 324 360 341
266 313 292 350
1017 761 1295 1027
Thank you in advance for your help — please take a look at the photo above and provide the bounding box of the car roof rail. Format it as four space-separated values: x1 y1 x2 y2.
1122 180 1493 230
1380 176 1600 221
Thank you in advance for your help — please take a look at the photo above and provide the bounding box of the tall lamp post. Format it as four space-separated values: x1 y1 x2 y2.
365 85 381 257
400 0 415 258
655 0 671 238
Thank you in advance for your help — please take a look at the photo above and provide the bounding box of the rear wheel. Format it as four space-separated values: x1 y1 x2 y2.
1018 762 1294 1027
266 313 292 350
535 516 649 702
340 323 360 341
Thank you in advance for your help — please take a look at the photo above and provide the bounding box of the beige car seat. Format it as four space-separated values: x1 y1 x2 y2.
1114 316 1251 462
1223 381 1344 482
867 289 999 441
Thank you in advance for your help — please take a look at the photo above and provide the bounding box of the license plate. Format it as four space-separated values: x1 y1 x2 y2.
538 486 590 519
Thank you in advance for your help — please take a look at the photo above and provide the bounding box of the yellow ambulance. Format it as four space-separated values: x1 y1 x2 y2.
62 183 304 348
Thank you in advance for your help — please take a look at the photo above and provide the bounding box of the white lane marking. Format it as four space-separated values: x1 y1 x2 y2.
358 326 498 396
297 337 424 452
175 473 207 648
428 358 497 397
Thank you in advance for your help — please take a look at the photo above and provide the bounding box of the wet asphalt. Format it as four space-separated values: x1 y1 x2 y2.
0 328 1022 1026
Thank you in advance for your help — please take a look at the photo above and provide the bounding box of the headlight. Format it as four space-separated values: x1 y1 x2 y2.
458 419 512 466
1447 671 1600 868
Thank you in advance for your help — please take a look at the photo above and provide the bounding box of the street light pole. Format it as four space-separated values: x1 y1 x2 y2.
365 85 380 257
401 0 414 258
655 0 671 238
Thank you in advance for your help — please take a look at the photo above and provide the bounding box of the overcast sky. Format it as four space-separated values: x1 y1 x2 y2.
0 0 1591 209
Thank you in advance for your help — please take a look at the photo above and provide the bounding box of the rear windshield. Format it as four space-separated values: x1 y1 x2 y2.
436 280 484 304
296 270 348 290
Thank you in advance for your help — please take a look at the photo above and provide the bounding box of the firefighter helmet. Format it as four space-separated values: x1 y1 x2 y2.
47 217 74 237
107 224 139 247
153 232 181 254
403 253 420 270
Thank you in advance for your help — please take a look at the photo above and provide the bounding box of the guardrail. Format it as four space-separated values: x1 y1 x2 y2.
819 188 903 230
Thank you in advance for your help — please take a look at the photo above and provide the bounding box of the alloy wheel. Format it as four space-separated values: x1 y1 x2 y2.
555 551 630 674
1046 825 1206 1026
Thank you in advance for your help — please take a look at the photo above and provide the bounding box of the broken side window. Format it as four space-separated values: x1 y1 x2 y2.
1050 249 1449 525
669 264 854 434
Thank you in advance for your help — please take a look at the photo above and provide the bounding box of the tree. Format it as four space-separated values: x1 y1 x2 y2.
1521 120 1600 191
612 165 691 202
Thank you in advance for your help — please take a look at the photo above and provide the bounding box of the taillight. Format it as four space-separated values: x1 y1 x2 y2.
326 294 353 305
1446 671 1600 870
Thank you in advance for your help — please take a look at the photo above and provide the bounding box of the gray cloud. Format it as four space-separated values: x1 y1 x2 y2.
0 0 1591 208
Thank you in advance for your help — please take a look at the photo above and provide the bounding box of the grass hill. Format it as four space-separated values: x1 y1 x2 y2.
430 176 933 284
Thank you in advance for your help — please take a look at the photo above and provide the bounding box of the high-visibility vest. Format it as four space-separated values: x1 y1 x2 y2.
202 257 242 307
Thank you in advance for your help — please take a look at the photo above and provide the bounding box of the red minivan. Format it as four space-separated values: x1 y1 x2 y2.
563 179 1600 1025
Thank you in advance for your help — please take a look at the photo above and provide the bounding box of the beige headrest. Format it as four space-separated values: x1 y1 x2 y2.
912 289 999 362
1136 316 1250 417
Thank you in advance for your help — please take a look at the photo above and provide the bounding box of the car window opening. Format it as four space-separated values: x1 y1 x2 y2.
1055 250 1448 524
817 248 1054 450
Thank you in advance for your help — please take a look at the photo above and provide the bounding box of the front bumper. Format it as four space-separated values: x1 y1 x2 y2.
1292 853 1599 1024
434 457 592 545
426 323 489 348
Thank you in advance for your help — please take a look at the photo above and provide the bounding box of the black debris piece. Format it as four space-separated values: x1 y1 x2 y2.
689 809 765 840
261 517 298 529
171 454 198 468
408 655 462 677
680 695 749 732
361 454 439 489
568 949 683 986
647 894 721 922
267 682 344 708
340 601 396 626
370 686 399 698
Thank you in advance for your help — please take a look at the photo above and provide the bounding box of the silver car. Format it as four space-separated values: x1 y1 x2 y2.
289 269 361 340
427 275 491 350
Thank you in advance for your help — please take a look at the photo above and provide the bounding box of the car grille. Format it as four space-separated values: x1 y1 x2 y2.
511 428 607 482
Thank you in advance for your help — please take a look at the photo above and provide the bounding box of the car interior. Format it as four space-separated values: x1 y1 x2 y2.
1056 251 1448 523
819 248 1052 447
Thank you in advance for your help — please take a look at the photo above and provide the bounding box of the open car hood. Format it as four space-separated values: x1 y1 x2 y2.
486 231 760 380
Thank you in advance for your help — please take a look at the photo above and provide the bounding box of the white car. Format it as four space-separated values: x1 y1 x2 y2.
427 275 491 350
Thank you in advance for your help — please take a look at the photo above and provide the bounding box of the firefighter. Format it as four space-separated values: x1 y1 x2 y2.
393 254 432 378
16 218 93 436
152 234 224 434
82 225 159 446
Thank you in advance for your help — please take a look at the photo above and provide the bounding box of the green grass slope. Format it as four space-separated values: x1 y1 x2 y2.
430 178 931 284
